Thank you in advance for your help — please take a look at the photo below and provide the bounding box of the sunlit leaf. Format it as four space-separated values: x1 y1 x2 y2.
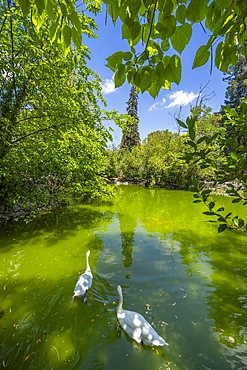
114 64 125 87
62 25 72 49
193 45 210 69
176 4 187 24
165 55 181 84
170 23 192 53
186 0 208 22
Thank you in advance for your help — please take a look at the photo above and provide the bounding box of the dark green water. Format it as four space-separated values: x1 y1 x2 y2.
0 185 247 370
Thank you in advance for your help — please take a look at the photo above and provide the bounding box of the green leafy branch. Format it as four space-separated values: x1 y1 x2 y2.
177 104 247 234
190 179 247 233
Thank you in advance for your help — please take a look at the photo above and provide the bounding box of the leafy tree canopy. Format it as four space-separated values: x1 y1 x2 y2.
16 0 247 97
0 1 117 221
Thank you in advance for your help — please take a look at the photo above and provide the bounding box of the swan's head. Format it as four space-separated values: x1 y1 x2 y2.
86 250 90 258
117 285 122 295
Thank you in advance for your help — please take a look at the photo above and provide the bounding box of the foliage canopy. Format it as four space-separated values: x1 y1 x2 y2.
0 2 113 221
16 0 247 97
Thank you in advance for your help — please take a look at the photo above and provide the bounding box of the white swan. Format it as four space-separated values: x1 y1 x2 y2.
71 250 92 303
116 285 169 346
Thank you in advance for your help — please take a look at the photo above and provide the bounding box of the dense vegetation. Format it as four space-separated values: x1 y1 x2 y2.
0 2 117 222
1 0 247 233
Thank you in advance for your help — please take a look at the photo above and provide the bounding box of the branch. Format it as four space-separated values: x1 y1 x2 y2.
0 16 7 34
140 0 158 58
11 119 73 145
15 112 73 125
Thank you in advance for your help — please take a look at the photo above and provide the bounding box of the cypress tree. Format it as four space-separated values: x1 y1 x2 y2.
120 85 140 150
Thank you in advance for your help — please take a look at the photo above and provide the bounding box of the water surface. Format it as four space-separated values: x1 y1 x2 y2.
0 185 247 369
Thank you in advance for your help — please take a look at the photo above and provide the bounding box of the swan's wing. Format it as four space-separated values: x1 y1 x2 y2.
141 324 168 346
117 310 150 343
117 310 168 346
73 272 92 297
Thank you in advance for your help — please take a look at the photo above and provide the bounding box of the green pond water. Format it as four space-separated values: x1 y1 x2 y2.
0 185 247 370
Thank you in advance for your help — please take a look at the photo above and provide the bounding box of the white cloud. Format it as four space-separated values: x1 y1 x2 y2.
148 97 166 111
165 90 198 108
148 90 198 111
101 78 117 94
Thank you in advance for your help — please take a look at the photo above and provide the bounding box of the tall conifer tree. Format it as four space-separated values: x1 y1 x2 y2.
223 56 247 153
120 85 140 150
223 56 247 108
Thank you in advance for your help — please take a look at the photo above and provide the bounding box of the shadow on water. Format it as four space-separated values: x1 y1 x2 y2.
0 185 247 369
0 205 115 253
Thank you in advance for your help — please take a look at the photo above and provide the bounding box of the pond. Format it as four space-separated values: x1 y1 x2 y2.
0 185 247 370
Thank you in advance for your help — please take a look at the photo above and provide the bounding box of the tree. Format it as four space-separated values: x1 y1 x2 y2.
222 56 247 156
120 85 140 150
0 2 112 221
9 0 247 233
177 105 247 233
15 1 247 97
224 56 247 108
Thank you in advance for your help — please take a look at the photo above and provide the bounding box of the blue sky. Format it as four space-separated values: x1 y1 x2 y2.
84 8 227 146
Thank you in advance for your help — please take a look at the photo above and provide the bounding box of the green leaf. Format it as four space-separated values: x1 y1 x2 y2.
156 15 176 38
239 219 245 227
130 21 141 41
69 11 81 33
186 0 208 22
122 24 131 40
60 2 67 16
161 39 170 51
193 45 210 69
46 0 57 21
170 23 192 53
148 78 161 98
106 51 125 72
177 119 187 129
62 25 72 49
217 216 226 222
218 224 228 233
114 64 125 87
230 151 238 161
215 42 239 72
176 4 187 24
108 3 119 23
142 23 151 43
232 198 241 203
49 22 60 42
187 117 196 140
197 136 209 144
208 201 215 210
139 68 152 92
186 140 197 149
165 55 181 84
18 0 31 15
72 26 82 49
36 0 45 14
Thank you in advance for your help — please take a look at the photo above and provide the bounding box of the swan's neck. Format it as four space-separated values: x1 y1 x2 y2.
117 290 123 313
86 254 91 272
